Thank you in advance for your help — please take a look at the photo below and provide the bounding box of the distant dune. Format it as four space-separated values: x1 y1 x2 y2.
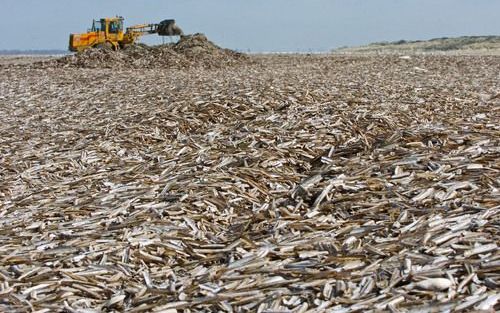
0 49 68 56
334 35 500 54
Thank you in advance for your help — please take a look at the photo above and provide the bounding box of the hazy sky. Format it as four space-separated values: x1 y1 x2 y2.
1 0 499 52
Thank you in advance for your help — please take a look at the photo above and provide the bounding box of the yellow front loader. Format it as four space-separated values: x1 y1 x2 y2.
69 16 183 52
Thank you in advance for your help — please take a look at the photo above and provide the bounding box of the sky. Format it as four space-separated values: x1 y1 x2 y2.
1 0 500 52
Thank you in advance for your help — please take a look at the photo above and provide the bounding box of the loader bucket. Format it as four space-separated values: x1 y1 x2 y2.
158 19 183 36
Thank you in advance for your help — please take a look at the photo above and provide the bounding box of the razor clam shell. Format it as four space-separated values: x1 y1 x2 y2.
1 54 499 312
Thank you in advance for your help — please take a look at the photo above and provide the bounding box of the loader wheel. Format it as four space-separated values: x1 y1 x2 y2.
95 42 113 50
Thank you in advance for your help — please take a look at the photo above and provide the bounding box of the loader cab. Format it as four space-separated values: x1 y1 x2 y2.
89 18 123 34
108 18 124 34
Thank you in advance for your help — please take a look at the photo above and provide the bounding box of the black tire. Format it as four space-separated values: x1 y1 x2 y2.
120 43 130 50
95 42 113 50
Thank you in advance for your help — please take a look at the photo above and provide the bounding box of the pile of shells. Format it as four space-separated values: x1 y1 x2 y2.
0 54 499 312
35 33 248 69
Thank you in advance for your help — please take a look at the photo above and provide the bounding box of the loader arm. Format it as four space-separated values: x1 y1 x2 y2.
120 24 155 45
122 20 182 46
126 24 160 35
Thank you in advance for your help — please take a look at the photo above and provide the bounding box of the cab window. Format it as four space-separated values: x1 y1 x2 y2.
109 20 123 33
